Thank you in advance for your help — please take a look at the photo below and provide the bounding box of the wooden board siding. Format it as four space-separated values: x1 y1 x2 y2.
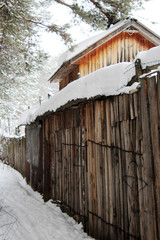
77 32 155 77
60 32 155 89
60 65 79 90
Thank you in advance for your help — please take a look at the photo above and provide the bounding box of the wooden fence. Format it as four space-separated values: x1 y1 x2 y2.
0 137 26 177
1 73 160 240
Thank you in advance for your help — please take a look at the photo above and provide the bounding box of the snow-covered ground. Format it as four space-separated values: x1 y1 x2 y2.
0 162 93 240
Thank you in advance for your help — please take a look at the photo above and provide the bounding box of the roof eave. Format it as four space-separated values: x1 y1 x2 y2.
50 18 160 83
50 19 132 83
131 20 160 45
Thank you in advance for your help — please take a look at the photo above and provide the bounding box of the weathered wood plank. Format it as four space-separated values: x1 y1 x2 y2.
85 102 94 236
147 76 160 239
140 78 157 240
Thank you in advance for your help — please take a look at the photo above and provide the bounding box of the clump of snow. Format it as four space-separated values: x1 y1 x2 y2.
135 46 160 69
139 69 159 79
19 62 137 125
0 162 93 240
117 82 140 94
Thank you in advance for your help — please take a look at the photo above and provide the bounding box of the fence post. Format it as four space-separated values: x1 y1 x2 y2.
139 75 158 240
135 59 142 80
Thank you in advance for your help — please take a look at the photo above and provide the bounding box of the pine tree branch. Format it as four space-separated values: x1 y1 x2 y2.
88 0 118 25
88 0 110 18
0 3 5 9
23 18 48 28
23 18 72 44
54 0 71 9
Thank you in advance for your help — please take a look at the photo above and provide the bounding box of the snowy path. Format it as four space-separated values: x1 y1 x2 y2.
0 162 93 240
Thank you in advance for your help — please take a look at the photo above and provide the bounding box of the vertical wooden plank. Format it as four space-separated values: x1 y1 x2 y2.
119 95 123 122
86 101 95 237
56 130 59 201
96 100 105 238
120 120 129 239
126 33 129 62
88 52 92 74
60 130 63 202
96 48 100 70
129 94 135 120
103 42 107 67
81 127 87 225
113 36 118 64
123 119 136 239
129 119 140 239
99 45 103 68
79 59 85 77
104 99 110 239
132 33 137 60
114 96 119 123
117 36 121 63
71 127 75 212
121 32 124 62
135 109 145 240
91 50 96 73
140 78 157 240
107 100 115 239
115 123 123 240
84 55 89 75
147 76 160 239
107 44 111 66
133 92 138 118
66 128 70 207
75 127 80 214
78 127 82 216
110 122 118 239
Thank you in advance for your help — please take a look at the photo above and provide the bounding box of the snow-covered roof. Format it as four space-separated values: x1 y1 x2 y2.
49 18 160 83
19 45 160 126
19 62 137 126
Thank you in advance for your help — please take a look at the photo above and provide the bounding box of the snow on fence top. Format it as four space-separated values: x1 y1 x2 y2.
18 46 160 126
135 46 160 69
19 62 136 126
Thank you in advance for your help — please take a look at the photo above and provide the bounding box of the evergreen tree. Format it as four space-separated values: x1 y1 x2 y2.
0 0 59 119
0 0 149 77
0 0 149 120
0 0 48 77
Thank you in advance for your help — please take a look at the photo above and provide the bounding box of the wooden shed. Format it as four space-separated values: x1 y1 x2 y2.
49 18 160 90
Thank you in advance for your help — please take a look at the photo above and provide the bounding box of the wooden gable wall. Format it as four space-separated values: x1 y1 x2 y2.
60 32 155 90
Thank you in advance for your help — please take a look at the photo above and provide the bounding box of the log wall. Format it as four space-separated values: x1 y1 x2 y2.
2 74 160 240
